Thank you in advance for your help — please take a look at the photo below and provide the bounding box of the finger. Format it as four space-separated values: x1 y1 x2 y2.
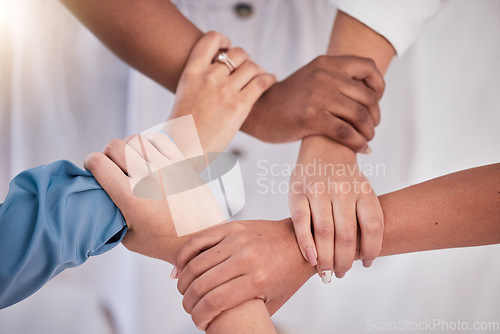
190 276 263 331
336 76 380 127
102 138 136 175
356 191 384 268
229 59 265 90
182 255 242 313
310 197 334 283
175 231 226 271
314 115 370 153
336 56 385 101
288 193 317 266
318 90 375 141
211 47 250 76
143 132 185 161
333 200 358 278
185 31 231 70
177 243 229 295
241 73 277 105
117 136 160 183
125 135 168 164
83 152 132 210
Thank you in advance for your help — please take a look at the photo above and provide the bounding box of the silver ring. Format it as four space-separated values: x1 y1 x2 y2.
215 52 236 74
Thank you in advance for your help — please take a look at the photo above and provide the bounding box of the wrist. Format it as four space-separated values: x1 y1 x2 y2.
300 135 357 163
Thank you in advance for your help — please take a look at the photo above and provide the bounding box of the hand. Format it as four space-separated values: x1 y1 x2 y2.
84 133 225 263
289 136 383 281
174 219 315 331
241 55 384 152
169 31 277 153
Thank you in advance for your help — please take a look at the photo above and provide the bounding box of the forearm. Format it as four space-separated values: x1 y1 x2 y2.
207 299 276 334
328 11 395 74
60 0 202 92
379 163 500 256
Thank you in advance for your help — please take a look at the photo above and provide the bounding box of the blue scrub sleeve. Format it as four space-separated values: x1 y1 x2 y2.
0 160 127 309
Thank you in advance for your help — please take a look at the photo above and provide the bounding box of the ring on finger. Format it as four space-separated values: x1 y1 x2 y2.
214 51 236 74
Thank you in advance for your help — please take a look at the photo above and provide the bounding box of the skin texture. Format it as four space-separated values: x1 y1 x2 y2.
289 11 397 282
175 163 500 329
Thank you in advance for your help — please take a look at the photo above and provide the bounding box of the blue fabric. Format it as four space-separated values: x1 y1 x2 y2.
0 160 127 309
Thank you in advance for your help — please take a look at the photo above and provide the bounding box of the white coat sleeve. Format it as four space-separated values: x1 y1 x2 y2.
330 0 449 55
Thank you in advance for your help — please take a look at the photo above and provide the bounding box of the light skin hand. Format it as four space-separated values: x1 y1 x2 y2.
242 55 385 151
176 164 500 330
167 31 276 154
289 136 383 280
175 219 312 330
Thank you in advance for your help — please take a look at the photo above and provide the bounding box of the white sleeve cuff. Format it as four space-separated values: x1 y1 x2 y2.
330 0 449 55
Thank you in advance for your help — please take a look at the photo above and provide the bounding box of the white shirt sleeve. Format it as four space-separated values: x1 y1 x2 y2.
330 0 449 55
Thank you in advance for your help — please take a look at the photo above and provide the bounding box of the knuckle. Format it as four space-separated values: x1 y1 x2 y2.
361 57 376 68
183 67 200 80
311 68 330 83
231 47 248 59
292 213 310 225
229 221 245 233
364 218 384 236
203 73 219 87
313 55 329 67
337 229 357 245
355 105 370 123
252 270 269 289
204 291 222 310
191 280 206 297
254 75 269 89
315 223 334 238
84 152 102 170
366 89 378 104
185 256 202 275
204 30 220 40
336 122 353 140
246 60 262 73
240 247 259 264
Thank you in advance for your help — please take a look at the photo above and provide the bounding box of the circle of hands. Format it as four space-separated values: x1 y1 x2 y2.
85 31 385 331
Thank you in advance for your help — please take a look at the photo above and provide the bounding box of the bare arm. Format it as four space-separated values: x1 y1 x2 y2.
176 163 500 328
328 11 395 74
60 0 202 92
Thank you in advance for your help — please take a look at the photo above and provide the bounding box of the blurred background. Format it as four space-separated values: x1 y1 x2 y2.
0 0 499 333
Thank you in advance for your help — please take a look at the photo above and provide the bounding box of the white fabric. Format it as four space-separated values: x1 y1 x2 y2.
1 0 499 333
331 0 449 55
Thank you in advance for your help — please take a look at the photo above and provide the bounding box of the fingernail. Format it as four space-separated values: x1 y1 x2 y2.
305 247 318 266
361 146 372 154
170 266 179 280
321 270 332 284
335 272 346 279
363 260 374 268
